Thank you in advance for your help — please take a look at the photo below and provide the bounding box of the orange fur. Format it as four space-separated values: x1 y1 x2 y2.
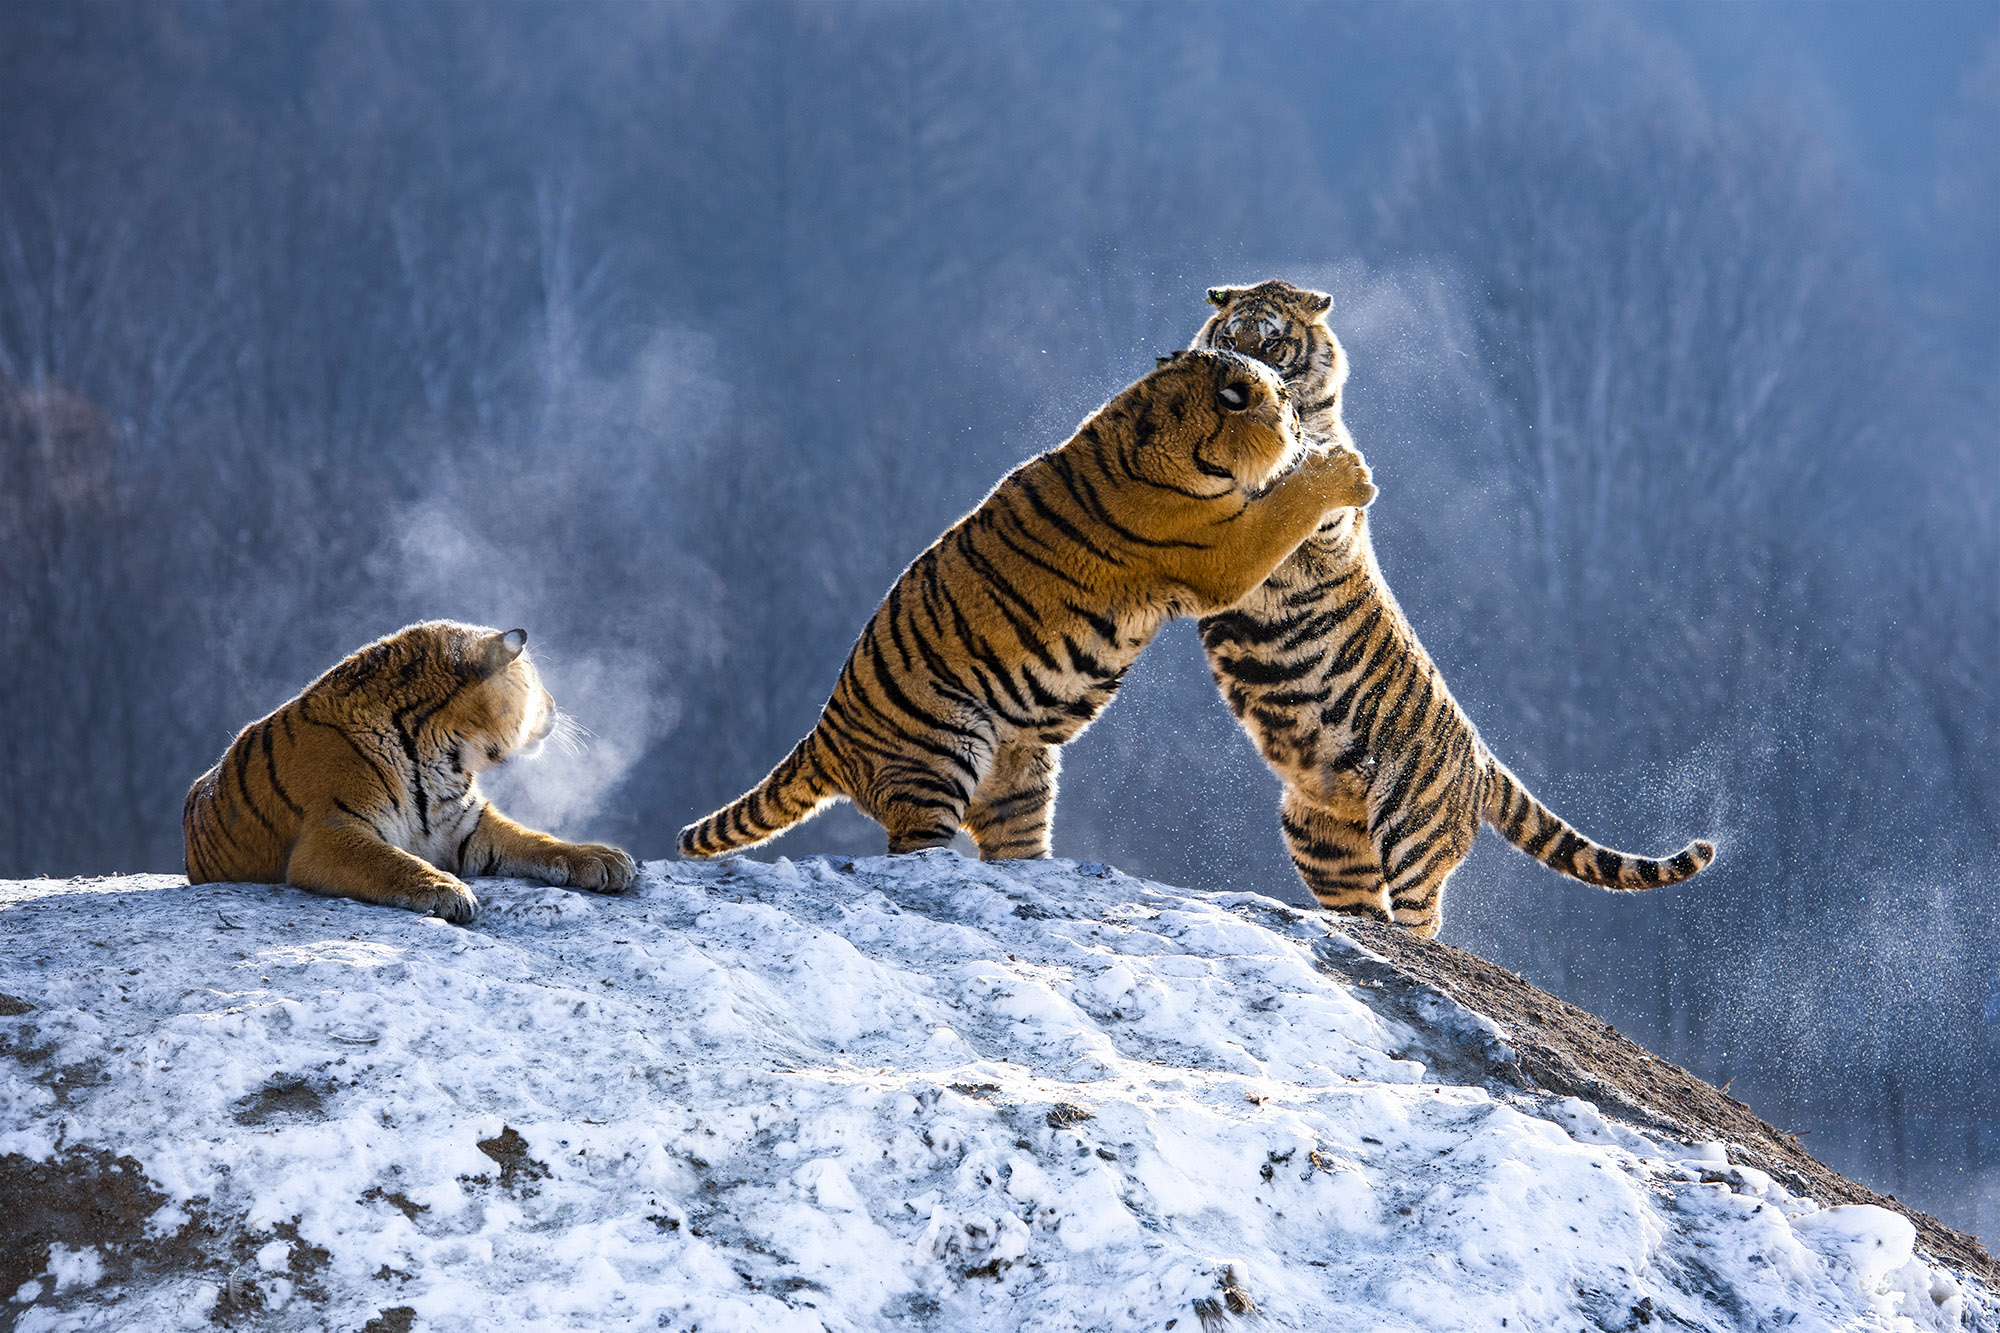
183 621 635 922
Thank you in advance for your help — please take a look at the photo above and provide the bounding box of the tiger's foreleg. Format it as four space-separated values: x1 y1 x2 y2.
1166 447 1375 608
963 738 1059 860
1279 785 1389 921
287 813 480 923
459 804 638 892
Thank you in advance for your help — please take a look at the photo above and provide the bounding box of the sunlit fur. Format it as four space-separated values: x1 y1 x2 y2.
184 620 637 922
679 351 1376 861
1194 281 1715 937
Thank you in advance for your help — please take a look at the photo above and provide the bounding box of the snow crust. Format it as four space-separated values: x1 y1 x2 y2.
0 855 1985 1331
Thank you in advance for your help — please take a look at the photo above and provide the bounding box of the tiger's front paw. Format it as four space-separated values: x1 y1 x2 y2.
1303 446 1375 510
406 876 479 924
544 844 639 893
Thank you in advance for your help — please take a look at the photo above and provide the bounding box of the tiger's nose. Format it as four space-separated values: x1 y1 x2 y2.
1224 321 1261 351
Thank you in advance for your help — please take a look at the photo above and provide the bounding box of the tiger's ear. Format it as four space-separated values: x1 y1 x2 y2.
1205 287 1234 308
1303 289 1333 316
475 628 528 675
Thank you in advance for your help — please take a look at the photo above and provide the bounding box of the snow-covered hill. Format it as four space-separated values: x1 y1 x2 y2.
0 855 1989 1332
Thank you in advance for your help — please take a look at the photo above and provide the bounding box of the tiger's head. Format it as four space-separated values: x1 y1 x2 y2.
1193 280 1348 430
444 623 558 772
1133 349 1301 494
347 621 559 775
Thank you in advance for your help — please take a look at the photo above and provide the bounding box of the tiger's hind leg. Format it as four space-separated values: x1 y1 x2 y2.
964 738 1058 861
1279 785 1390 922
1367 760 1481 940
853 752 984 856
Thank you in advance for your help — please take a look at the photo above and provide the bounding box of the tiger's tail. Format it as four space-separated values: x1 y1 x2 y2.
677 731 839 858
1481 758 1714 890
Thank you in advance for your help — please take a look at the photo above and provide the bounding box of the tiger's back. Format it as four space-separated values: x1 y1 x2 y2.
1193 281 1714 936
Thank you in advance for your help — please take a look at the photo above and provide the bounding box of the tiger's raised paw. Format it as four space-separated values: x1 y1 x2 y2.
1302 446 1375 510
544 845 639 893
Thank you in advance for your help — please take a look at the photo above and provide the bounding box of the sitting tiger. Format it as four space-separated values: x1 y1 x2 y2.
1192 280 1715 937
184 620 637 922
680 350 1376 861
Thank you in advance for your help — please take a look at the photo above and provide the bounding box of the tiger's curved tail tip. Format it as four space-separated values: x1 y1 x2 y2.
676 813 761 859
1640 837 1716 889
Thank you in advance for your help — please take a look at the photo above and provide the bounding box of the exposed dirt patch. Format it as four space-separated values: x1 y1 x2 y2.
473 1125 550 1195
362 1309 416 1333
360 1186 429 1222
0 1147 203 1317
0 993 33 1016
0 1145 347 1329
207 1215 335 1325
232 1076 329 1126
1322 917 1999 1290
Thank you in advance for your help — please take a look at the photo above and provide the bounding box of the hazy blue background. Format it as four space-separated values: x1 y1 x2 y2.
3 1 1996 1238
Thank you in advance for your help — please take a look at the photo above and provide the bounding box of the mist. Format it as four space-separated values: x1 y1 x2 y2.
2 0 1995 1237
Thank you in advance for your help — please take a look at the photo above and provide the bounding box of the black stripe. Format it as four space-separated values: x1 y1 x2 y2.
1521 810 1564 857
1371 667 1432 748
393 719 429 835
1016 475 1127 567
299 711 402 811
231 732 280 839
1216 652 1320 687
332 797 386 842
1547 830 1589 870
858 633 981 756
260 722 304 818
957 541 1065 673
1050 451 1207 551
989 516 1090 591
973 783 1053 822
1061 601 1122 645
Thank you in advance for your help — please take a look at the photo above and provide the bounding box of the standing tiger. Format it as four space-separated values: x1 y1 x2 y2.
1192 280 1715 937
679 350 1377 861
184 620 637 922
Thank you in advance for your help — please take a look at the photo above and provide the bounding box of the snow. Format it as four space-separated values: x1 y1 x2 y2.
0 854 1988 1332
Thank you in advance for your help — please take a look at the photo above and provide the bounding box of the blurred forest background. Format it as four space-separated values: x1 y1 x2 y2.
2 0 1996 1237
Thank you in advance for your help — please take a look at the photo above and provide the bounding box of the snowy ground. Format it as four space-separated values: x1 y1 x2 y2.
0 854 1988 1332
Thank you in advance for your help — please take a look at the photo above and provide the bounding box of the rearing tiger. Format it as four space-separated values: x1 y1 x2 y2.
1192 280 1715 937
679 350 1376 861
